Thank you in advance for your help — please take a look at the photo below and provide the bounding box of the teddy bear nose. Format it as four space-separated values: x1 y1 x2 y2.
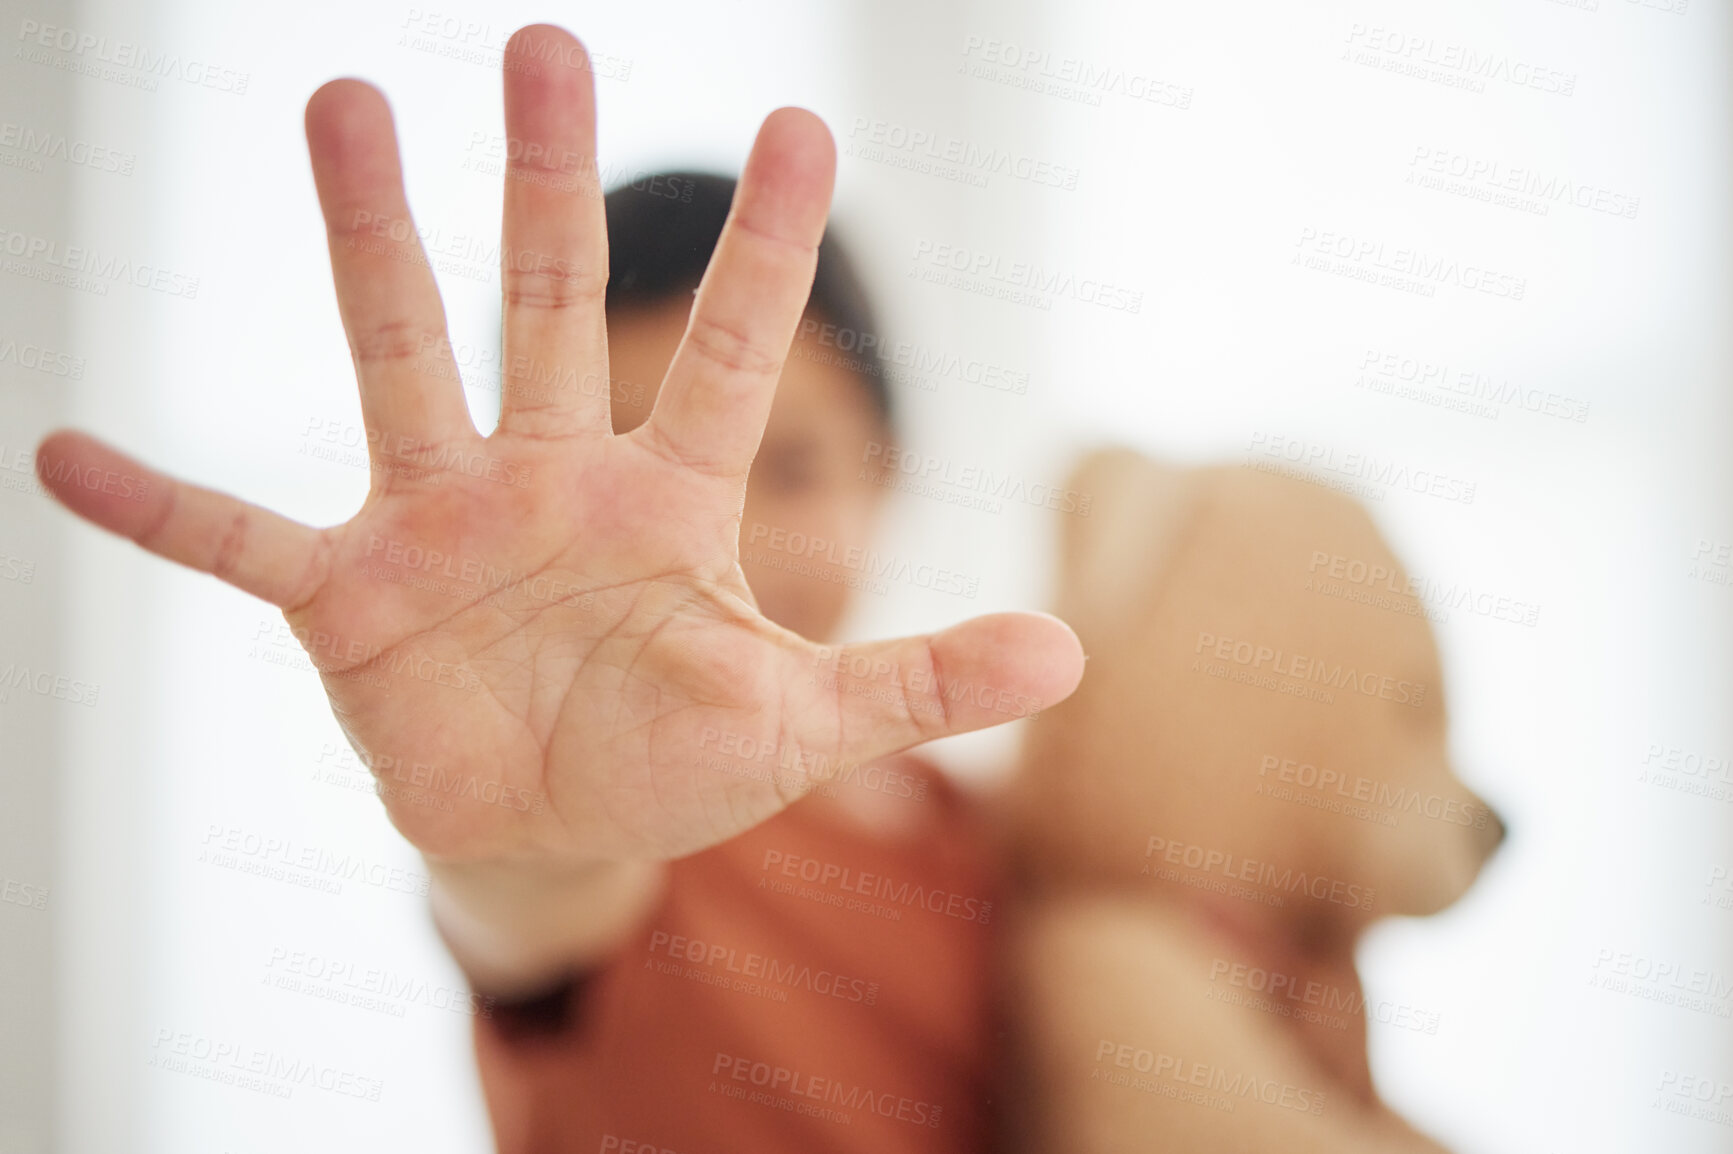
1479 806 1508 858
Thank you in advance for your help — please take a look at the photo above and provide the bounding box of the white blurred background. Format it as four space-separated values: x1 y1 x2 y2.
1 0 1729 1150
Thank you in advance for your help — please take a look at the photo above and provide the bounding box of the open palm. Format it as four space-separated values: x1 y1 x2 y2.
36 25 1084 870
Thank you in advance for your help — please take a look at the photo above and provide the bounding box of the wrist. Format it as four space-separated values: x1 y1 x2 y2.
428 854 666 997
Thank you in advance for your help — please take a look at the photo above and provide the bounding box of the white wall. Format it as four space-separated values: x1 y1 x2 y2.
0 1 78 1149
845 3 1733 1152
1 0 1726 1150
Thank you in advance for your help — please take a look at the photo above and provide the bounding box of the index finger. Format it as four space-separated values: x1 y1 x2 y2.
638 108 835 478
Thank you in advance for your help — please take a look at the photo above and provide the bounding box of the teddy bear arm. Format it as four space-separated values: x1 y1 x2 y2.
999 892 1455 1154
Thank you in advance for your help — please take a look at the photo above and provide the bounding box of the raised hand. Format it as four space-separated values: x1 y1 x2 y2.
35 26 1084 878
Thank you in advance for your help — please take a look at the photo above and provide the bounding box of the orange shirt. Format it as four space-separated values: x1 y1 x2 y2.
472 759 1002 1154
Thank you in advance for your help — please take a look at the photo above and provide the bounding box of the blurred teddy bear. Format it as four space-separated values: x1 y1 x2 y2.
998 446 1505 1153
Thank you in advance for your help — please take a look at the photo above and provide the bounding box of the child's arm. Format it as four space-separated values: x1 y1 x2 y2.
35 24 1084 998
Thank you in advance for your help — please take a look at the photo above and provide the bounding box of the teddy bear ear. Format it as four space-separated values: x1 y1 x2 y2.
1052 447 1194 644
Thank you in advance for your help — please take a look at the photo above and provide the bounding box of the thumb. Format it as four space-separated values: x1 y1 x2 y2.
805 611 1085 767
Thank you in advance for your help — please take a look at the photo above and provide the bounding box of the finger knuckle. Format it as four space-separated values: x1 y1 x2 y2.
351 319 440 366
208 508 250 583
501 260 607 311
684 314 785 378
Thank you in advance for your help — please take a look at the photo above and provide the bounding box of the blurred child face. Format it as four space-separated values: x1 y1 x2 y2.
606 295 890 643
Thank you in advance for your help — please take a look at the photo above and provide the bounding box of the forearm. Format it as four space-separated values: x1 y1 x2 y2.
428 854 667 998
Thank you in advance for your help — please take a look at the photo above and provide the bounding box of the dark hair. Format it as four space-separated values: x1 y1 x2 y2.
602 171 892 427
